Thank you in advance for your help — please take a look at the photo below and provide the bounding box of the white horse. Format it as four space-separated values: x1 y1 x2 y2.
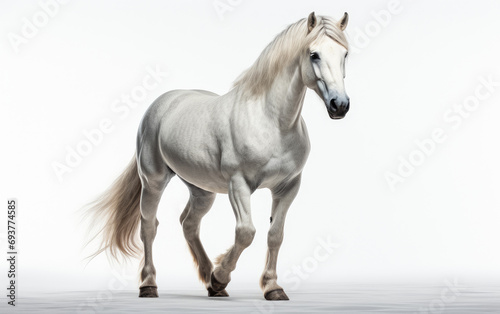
88 12 350 301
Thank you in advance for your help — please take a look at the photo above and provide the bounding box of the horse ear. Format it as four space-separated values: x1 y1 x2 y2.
307 12 317 33
338 12 349 31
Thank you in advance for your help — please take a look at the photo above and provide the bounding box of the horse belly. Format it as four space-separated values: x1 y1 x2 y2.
158 122 229 193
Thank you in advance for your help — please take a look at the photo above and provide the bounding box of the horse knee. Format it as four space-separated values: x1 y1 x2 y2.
235 224 256 248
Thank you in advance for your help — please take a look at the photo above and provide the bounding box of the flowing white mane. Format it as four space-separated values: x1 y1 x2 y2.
233 15 349 96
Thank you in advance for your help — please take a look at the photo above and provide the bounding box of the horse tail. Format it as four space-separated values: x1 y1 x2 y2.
86 155 143 261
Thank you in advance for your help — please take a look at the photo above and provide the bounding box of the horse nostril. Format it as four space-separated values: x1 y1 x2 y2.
345 102 350 112
330 99 338 111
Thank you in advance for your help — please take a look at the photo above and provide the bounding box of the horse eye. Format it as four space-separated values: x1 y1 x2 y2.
310 52 320 61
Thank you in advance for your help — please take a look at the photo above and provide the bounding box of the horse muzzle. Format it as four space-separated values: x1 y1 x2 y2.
327 96 350 119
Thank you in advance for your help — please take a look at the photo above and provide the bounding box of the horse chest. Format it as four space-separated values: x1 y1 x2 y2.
227 130 310 188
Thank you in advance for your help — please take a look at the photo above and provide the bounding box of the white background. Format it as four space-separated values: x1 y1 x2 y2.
0 0 499 295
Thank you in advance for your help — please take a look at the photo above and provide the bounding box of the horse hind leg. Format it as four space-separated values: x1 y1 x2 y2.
180 181 228 297
137 156 175 297
139 186 163 297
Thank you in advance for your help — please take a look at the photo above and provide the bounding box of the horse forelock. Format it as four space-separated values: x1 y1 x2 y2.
232 15 349 97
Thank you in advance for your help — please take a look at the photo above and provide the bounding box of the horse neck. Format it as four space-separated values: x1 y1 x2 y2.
265 61 306 130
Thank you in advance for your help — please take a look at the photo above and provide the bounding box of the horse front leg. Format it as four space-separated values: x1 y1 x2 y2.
261 174 301 300
210 175 256 293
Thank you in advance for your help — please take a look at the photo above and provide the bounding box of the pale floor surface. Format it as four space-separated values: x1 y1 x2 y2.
4 284 500 313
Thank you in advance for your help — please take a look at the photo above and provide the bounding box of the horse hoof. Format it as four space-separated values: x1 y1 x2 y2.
139 286 158 298
208 287 229 297
264 289 289 301
210 272 228 292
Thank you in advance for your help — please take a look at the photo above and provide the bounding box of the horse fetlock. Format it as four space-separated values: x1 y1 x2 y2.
210 271 229 291
207 271 229 297
212 268 232 286
140 265 156 284
260 271 278 288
